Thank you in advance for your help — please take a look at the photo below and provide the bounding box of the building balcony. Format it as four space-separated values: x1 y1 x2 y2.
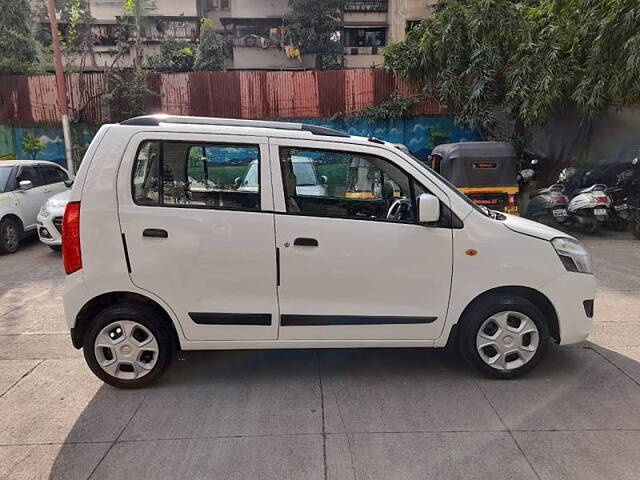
344 0 388 12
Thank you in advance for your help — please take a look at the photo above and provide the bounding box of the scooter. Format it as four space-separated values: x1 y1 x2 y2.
522 160 570 228
606 158 640 236
567 183 611 234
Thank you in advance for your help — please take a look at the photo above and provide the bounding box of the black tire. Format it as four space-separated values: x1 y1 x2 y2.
49 245 62 252
582 217 598 234
0 217 21 254
83 303 174 389
458 295 550 379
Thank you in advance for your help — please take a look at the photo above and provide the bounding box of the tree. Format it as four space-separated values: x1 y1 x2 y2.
194 18 225 71
120 0 155 67
0 0 40 74
103 68 159 121
384 0 640 155
148 38 196 72
57 0 96 69
21 132 46 159
284 0 342 69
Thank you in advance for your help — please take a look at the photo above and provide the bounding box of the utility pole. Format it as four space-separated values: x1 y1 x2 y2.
46 0 75 177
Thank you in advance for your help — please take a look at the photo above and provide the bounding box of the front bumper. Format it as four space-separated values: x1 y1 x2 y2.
540 272 597 345
37 212 62 246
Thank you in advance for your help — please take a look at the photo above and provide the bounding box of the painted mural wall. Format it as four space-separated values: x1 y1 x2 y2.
0 117 479 167
0 125 97 167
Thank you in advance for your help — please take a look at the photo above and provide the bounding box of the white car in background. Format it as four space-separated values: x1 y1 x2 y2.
0 160 69 254
37 189 71 251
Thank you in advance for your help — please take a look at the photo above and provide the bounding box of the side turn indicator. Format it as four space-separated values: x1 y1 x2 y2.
465 249 478 256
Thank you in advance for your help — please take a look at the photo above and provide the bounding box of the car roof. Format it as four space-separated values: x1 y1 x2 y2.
431 142 516 159
0 160 63 168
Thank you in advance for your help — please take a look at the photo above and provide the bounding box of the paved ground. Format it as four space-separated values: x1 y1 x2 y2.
0 232 639 480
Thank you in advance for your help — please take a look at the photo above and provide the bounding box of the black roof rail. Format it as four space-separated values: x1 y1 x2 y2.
120 115 350 138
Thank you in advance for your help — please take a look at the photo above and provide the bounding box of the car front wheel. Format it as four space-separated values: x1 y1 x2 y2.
83 304 174 388
459 296 550 379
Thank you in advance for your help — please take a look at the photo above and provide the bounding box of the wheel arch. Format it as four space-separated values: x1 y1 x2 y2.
71 291 181 351
452 285 560 344
1 213 24 232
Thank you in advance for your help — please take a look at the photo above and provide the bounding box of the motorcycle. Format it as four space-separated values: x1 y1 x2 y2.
522 160 570 228
609 158 640 238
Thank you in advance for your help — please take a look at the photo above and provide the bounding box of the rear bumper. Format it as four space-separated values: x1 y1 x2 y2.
540 272 597 345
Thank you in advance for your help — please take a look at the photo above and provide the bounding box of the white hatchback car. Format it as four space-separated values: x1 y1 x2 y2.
63 115 596 388
37 189 71 251
0 160 69 254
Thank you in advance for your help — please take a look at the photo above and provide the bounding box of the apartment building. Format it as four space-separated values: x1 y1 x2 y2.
38 0 198 69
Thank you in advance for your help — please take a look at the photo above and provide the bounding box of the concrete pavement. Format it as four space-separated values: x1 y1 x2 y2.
1 232 639 479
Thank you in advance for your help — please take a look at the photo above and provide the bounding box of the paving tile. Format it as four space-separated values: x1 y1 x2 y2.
0 333 80 360
120 350 322 440
0 358 145 444
514 430 640 480
477 345 640 430
0 293 67 335
320 349 503 433
589 321 640 348
326 431 538 480
0 443 110 480
91 435 324 480
0 359 40 396
589 344 640 385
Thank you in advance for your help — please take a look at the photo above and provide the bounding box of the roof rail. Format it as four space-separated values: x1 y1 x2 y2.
120 115 350 138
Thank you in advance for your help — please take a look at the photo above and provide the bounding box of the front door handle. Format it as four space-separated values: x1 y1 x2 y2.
143 228 168 238
293 237 318 247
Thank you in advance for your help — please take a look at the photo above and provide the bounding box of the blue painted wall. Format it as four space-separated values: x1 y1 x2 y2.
295 116 481 161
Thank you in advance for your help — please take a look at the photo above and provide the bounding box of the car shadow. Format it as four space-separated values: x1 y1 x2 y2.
44 341 640 479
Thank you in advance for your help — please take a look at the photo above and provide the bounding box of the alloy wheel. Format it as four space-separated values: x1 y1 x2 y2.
94 320 159 380
476 311 540 371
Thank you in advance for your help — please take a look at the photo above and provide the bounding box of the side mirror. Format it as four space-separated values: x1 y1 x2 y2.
64 179 74 188
321 175 328 185
418 193 440 223
18 180 33 191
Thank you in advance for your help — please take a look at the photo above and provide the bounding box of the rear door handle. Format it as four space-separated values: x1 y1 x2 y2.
143 228 168 238
293 237 318 247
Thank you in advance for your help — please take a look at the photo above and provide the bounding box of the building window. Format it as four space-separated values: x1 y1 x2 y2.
344 0 388 12
207 0 230 10
344 27 386 48
406 20 422 33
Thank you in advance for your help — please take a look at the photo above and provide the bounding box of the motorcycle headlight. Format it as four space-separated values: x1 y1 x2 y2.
551 237 593 274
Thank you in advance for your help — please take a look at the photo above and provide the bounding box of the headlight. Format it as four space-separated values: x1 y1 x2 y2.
551 237 592 274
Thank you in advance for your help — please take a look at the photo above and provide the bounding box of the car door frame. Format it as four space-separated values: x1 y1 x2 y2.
116 131 280 342
268 137 455 341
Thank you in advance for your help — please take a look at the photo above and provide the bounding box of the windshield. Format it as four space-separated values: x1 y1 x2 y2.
292 162 318 186
0 166 11 193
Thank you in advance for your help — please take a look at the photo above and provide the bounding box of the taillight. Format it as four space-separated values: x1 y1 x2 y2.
62 201 82 274
507 193 516 206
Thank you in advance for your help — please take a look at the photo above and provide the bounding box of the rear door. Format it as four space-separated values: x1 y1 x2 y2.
117 132 279 341
270 140 453 341
39 164 69 197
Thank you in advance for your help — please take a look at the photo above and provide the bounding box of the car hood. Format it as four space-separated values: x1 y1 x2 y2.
501 212 575 241
45 190 71 210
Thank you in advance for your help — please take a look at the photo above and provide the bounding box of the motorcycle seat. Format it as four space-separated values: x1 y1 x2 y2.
531 184 564 198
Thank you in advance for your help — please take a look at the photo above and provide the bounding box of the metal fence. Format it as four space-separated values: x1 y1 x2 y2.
0 69 442 124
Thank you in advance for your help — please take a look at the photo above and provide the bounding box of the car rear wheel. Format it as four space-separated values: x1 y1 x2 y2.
0 217 21 254
459 296 549 379
83 304 174 389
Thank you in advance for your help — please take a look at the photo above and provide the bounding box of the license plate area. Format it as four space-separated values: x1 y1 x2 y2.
552 208 567 217
594 208 608 216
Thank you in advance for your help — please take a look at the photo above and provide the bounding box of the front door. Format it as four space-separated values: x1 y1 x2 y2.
117 133 279 341
270 141 453 340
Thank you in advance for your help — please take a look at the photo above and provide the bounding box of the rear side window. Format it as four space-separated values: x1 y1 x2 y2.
40 165 68 185
132 141 260 211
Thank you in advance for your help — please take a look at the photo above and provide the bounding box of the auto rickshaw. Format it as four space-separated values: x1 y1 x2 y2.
429 142 520 215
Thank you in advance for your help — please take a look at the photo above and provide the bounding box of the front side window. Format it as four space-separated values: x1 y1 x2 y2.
40 165 68 185
0 167 11 193
279 147 425 223
133 140 260 211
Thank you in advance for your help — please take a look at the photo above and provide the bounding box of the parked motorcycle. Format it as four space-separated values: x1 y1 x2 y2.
607 158 640 238
522 160 570 228
559 168 612 234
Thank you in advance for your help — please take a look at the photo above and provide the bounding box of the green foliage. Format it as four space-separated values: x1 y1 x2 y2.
103 69 159 121
357 93 420 122
284 0 343 68
21 132 46 160
148 38 196 72
0 0 40 74
384 0 640 151
194 18 225 71
427 126 450 149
